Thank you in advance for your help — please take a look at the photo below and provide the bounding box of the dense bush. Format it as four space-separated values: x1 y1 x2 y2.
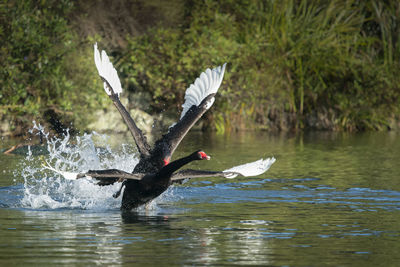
0 0 106 135
1 0 400 135
119 0 400 131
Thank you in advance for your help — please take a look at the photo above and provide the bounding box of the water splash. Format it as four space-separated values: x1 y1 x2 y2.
15 123 146 211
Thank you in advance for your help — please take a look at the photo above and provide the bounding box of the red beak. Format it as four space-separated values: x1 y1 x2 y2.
199 151 211 160
163 157 171 166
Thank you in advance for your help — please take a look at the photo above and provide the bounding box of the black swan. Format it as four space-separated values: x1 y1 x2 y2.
44 43 276 210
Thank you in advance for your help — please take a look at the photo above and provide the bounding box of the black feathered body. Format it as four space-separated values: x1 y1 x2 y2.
121 150 205 210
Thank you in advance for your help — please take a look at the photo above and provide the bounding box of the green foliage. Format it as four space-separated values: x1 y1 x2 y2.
119 0 400 131
1 0 400 135
0 0 105 134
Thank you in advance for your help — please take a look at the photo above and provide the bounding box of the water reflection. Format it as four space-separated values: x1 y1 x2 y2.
1 131 400 265
0 209 123 265
0 208 278 265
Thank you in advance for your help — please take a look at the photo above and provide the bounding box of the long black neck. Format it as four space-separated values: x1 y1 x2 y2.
156 152 199 178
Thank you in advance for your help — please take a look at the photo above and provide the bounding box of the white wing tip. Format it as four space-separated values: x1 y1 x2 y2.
223 157 276 179
179 63 228 120
93 43 123 96
42 162 79 180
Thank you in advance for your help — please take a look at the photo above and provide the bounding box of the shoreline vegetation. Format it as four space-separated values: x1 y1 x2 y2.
1 0 400 137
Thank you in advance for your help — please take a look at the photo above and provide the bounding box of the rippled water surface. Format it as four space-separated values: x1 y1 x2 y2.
1 130 400 266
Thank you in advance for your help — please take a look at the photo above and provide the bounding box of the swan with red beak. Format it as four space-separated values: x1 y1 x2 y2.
44 44 276 211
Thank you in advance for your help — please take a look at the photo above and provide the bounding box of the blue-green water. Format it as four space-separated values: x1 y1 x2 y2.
0 131 400 266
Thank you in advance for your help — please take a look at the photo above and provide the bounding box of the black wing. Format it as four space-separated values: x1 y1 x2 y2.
170 169 230 181
83 169 145 185
162 94 216 156
170 157 277 181
94 44 151 157
108 93 151 157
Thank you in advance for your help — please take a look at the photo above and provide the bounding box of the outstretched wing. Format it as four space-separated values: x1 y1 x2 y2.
171 157 276 181
43 163 145 185
159 64 227 157
93 43 151 157
171 169 226 181
84 169 145 185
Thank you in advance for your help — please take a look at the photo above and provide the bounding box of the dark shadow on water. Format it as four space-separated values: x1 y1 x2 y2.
121 211 173 226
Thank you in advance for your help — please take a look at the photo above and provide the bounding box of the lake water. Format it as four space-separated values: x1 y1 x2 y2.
0 130 400 266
